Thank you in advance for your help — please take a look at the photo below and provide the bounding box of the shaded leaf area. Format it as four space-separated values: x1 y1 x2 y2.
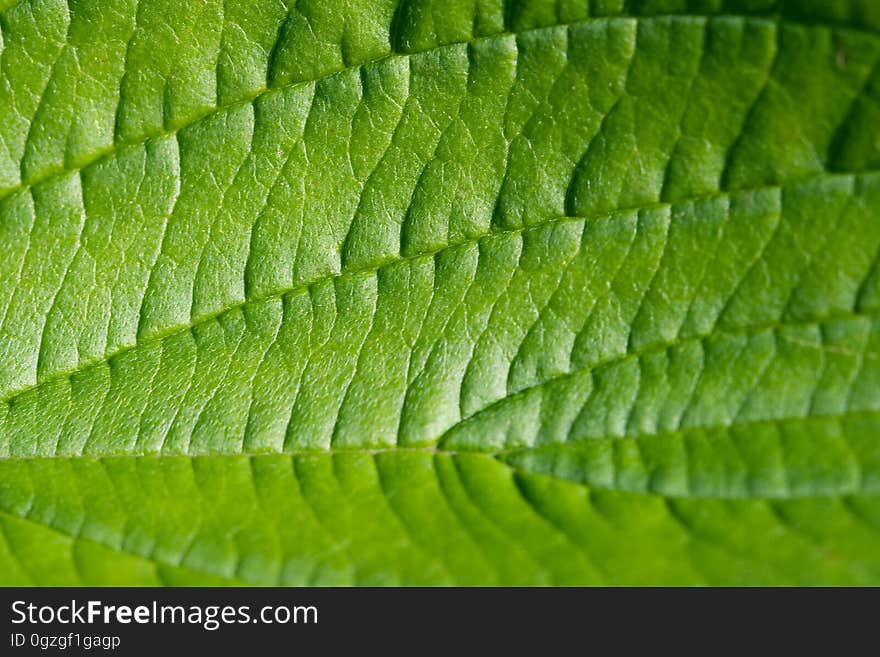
2 453 880 585
0 0 879 584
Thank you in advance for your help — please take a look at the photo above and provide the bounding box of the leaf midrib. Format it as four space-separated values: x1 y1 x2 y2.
4 407 880 585
4 406 879 477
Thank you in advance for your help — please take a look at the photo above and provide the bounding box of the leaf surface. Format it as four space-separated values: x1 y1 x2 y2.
1 0 879 585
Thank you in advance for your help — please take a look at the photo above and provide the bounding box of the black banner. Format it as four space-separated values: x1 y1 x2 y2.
0 587 874 654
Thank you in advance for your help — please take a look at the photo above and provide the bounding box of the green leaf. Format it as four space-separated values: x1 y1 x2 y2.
1 0 879 585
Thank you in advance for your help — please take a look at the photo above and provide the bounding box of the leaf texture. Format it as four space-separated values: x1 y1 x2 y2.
0 0 879 585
